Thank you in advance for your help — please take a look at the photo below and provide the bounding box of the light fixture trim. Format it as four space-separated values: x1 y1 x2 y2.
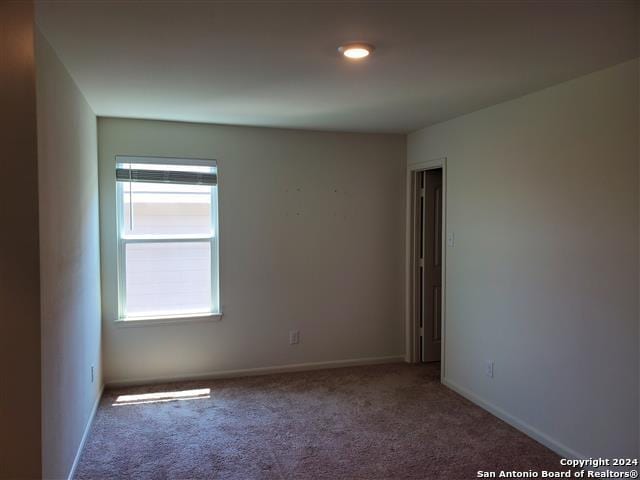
338 42 375 60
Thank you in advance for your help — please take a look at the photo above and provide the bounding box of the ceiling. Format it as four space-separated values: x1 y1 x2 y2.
36 1 638 134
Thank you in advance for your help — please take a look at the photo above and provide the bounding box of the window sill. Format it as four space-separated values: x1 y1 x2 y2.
114 312 223 327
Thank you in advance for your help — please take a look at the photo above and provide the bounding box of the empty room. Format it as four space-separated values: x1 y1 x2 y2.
1 1 639 479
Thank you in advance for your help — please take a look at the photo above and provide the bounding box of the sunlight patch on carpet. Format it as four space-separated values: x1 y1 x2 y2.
113 388 210 406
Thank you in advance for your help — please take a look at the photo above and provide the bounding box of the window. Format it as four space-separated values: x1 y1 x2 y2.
115 156 219 320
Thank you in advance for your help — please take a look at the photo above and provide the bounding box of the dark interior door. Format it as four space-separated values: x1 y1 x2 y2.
419 169 442 362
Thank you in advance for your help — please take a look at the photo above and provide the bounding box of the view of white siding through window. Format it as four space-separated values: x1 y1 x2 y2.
123 182 212 235
125 241 211 316
117 160 218 319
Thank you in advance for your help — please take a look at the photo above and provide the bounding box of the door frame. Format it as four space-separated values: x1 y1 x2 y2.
405 157 447 378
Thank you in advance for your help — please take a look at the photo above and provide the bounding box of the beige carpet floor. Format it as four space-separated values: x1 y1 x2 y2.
75 363 563 479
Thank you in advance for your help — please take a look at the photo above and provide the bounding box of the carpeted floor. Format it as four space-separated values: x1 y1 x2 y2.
75 363 563 479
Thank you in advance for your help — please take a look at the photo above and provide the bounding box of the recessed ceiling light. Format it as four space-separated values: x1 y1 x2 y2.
338 43 375 60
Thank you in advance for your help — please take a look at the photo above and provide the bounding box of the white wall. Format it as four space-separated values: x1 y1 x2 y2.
36 31 102 479
408 60 639 459
99 118 406 384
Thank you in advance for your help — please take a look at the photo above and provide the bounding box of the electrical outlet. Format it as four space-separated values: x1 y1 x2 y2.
91 365 95 383
485 360 494 378
289 330 300 345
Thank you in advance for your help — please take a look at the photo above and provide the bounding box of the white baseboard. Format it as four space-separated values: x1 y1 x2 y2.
67 385 104 480
442 377 585 461
106 355 406 388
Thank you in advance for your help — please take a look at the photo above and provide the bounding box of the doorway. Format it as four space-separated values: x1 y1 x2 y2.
408 162 445 366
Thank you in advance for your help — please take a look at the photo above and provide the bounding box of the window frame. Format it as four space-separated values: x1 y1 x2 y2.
114 156 220 323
